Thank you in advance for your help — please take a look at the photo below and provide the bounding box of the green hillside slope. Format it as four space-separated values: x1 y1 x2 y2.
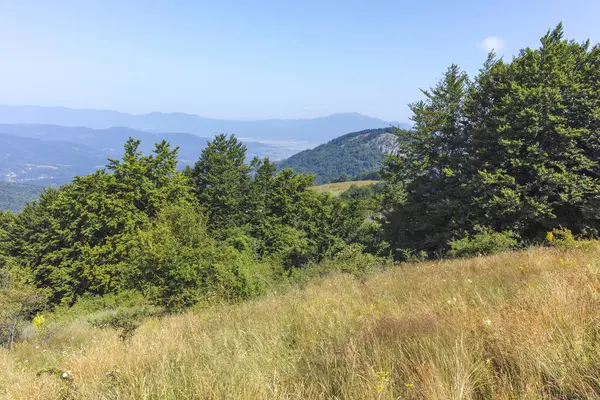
277 127 399 184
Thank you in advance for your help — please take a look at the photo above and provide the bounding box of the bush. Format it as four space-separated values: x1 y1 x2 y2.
130 203 266 311
298 243 390 280
448 226 519 258
546 227 579 249
0 268 48 348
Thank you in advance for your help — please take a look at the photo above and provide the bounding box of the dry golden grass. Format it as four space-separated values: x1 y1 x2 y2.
3 244 600 399
312 180 377 196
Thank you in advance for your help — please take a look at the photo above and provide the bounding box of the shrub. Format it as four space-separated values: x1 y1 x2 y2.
89 306 162 342
0 268 48 348
130 203 266 311
448 226 519 258
546 227 579 249
300 243 390 279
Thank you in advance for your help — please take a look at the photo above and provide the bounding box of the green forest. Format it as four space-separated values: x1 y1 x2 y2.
277 127 396 183
1 24 600 328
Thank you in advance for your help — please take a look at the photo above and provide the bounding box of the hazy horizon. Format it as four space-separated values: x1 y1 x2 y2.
0 103 401 123
1 1 599 121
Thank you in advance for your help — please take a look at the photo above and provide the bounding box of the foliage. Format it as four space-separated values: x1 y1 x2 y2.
89 307 162 342
7 138 194 305
382 24 600 257
320 243 389 276
130 202 265 310
190 134 251 232
277 128 398 184
0 267 48 348
448 226 519 258
546 227 579 249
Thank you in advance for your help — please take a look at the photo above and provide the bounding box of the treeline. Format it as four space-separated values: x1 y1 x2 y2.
1 24 599 316
0 134 383 311
381 24 600 257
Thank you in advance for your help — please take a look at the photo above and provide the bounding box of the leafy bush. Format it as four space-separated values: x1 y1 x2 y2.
546 227 579 249
130 203 265 310
0 268 48 348
448 226 519 258
301 243 389 278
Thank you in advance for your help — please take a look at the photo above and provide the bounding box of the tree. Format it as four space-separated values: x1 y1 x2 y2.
467 24 600 239
190 134 251 232
9 138 195 304
382 65 473 256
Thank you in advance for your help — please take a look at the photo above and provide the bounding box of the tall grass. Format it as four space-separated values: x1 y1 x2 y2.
3 244 600 399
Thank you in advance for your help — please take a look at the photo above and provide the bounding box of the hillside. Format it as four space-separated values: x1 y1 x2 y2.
0 181 44 212
0 133 106 185
0 106 397 143
277 127 400 184
3 245 600 398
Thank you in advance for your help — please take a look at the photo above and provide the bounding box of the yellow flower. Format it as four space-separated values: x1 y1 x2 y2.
546 231 554 242
405 383 415 388
32 314 46 332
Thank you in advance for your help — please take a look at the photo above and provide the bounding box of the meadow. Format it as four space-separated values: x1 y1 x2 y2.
3 243 600 399
312 180 377 196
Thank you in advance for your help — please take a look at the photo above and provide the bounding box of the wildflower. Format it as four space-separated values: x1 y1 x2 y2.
467 279 473 283
24 359 29 363
546 231 554 242
405 383 415 388
484 319 492 326
32 314 46 332
519 265 525 270
374 370 390 393
558 258 564 264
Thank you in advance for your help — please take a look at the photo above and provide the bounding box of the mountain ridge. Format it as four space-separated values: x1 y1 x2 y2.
0 105 406 143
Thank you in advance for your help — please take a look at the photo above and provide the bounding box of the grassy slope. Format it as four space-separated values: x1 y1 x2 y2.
3 244 600 399
312 180 377 196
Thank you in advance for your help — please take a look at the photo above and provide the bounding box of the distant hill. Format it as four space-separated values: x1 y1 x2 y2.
0 133 107 185
0 124 288 185
277 127 400 184
0 105 398 144
0 181 44 212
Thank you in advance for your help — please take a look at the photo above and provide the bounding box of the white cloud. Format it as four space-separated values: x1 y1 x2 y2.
477 36 506 54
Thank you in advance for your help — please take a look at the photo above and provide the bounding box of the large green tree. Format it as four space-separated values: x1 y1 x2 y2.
9 139 194 304
382 24 600 257
382 65 474 255
190 134 251 232
468 24 600 239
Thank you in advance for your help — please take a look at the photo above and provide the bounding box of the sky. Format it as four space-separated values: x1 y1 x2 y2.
0 0 599 122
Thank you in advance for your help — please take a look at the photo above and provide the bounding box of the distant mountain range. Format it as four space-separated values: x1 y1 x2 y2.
0 105 411 187
0 105 406 143
277 127 401 184
0 124 284 185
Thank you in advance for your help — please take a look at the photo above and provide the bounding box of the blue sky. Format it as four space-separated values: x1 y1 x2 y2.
0 0 599 122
